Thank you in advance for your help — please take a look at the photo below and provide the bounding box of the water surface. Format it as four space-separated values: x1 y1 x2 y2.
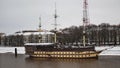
0 54 120 68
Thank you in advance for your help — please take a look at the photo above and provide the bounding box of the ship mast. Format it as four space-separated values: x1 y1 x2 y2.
54 1 58 43
83 0 89 46
38 16 42 43
39 16 41 31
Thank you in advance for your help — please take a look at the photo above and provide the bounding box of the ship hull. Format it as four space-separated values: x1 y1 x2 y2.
27 51 100 59
25 43 101 59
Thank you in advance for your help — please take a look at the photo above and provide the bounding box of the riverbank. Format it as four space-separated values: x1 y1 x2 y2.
0 46 120 56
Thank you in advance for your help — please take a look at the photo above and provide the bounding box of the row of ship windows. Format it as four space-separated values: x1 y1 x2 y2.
33 54 96 58
34 51 94 54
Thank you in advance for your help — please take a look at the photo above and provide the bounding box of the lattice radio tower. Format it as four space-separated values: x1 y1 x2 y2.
83 0 90 46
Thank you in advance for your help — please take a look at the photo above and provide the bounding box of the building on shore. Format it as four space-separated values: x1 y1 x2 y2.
1 30 55 46
0 33 5 45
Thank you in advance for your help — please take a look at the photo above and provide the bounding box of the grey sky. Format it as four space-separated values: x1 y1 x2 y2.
0 0 120 34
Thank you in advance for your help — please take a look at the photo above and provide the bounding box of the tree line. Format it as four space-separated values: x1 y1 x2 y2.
56 23 120 46
0 23 120 46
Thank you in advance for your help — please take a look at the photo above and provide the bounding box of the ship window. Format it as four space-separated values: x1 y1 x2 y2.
76 55 78 57
53 52 54 54
73 52 75 54
83 55 85 57
59 52 61 54
40 52 42 54
64 55 66 57
47 52 49 54
60 52 61 54
51 52 53 54
66 52 68 54
60 52 62 54
56 52 58 54
65 52 67 54
66 52 69 54
52 52 54 54
90 51 93 53
86 55 89 57
37 52 38 54
80 55 81 57
43 52 45 54
34 52 37 54
72 55 74 57
55 52 57 54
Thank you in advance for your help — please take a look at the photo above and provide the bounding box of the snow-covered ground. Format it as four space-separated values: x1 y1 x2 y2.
0 47 25 54
0 46 120 56
98 46 120 56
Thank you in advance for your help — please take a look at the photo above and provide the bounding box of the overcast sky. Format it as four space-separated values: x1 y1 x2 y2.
0 0 120 34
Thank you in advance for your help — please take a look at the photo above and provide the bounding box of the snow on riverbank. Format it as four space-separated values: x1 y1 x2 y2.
0 47 25 54
99 46 120 56
0 46 120 56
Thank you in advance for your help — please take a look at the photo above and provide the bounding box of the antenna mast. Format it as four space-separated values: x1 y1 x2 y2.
83 0 89 46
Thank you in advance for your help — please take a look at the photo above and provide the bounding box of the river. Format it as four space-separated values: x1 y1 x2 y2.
0 54 120 68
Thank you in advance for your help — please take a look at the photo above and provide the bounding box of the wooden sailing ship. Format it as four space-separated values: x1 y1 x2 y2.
25 42 101 59
24 0 101 59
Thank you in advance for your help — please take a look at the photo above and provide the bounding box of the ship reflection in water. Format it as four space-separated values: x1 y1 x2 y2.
25 57 98 68
0 54 120 68
25 56 120 68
